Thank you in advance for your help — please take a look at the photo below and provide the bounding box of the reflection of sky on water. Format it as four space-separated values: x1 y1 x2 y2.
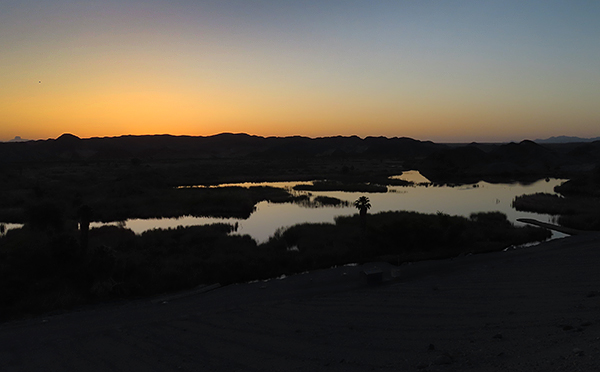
0 223 22 235
180 180 312 192
90 216 241 233
3 172 567 242
245 178 566 242
91 171 567 243
389 170 431 184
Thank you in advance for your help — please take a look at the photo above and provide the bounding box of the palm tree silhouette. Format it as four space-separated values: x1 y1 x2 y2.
354 196 371 229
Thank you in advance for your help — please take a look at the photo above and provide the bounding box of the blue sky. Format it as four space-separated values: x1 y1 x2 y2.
1 0 599 142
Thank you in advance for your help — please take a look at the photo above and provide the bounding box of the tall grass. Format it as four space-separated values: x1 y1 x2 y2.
0 210 550 322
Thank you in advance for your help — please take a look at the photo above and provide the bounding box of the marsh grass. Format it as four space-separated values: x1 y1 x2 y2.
514 192 600 231
294 180 388 193
0 209 550 322
279 195 350 208
89 186 295 222
271 211 550 262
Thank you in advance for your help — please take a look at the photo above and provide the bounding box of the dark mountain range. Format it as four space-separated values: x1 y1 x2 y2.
490 140 558 165
419 140 600 182
1 133 599 182
534 136 600 144
6 136 30 143
0 133 445 163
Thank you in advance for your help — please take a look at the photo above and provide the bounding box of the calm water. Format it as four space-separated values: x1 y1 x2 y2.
87 171 567 243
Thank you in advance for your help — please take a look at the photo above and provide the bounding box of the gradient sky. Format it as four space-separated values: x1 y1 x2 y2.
1 1 599 142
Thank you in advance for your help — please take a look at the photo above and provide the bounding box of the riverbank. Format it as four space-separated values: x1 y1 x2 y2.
0 210 550 322
2 233 600 371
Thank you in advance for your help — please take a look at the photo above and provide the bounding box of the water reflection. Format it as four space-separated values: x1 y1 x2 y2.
2 171 568 243
389 170 431 184
90 215 240 232
179 180 312 190
110 172 568 243
0 223 24 235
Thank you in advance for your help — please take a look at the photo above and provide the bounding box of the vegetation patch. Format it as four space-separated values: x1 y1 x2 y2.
513 193 579 215
313 196 349 207
265 211 550 264
294 180 387 193
0 209 550 322
513 168 600 231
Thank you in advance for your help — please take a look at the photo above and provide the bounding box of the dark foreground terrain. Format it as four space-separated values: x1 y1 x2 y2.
2 132 599 322
1 133 599 369
0 210 549 321
2 233 600 372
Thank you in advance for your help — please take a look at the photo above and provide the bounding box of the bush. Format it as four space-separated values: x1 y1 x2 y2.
0 210 552 322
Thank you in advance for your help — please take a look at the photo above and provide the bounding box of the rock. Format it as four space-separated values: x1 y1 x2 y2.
573 348 584 356
493 333 503 339
428 343 436 351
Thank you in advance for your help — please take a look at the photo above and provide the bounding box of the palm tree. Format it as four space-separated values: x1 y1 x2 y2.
354 196 371 229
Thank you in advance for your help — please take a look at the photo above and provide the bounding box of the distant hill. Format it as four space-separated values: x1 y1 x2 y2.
0 133 445 163
2 133 600 182
1 132 600 184
6 136 30 143
534 136 600 144
419 139 600 182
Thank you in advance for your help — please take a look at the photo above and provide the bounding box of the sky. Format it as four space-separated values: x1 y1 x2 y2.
1 1 599 143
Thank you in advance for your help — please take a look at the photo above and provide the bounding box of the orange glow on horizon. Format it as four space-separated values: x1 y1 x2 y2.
2 2 599 143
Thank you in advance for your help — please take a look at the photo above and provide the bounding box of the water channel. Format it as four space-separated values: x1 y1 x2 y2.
86 171 567 243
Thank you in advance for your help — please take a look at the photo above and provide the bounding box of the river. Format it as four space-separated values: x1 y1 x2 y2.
84 171 566 243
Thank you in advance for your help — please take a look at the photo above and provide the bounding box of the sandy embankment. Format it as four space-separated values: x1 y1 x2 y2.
1 233 600 371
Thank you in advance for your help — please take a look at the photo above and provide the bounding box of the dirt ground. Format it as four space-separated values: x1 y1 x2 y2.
2 233 600 371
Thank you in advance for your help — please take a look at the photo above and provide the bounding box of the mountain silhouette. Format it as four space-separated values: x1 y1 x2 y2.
0 133 447 162
535 136 600 144
1 133 599 182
